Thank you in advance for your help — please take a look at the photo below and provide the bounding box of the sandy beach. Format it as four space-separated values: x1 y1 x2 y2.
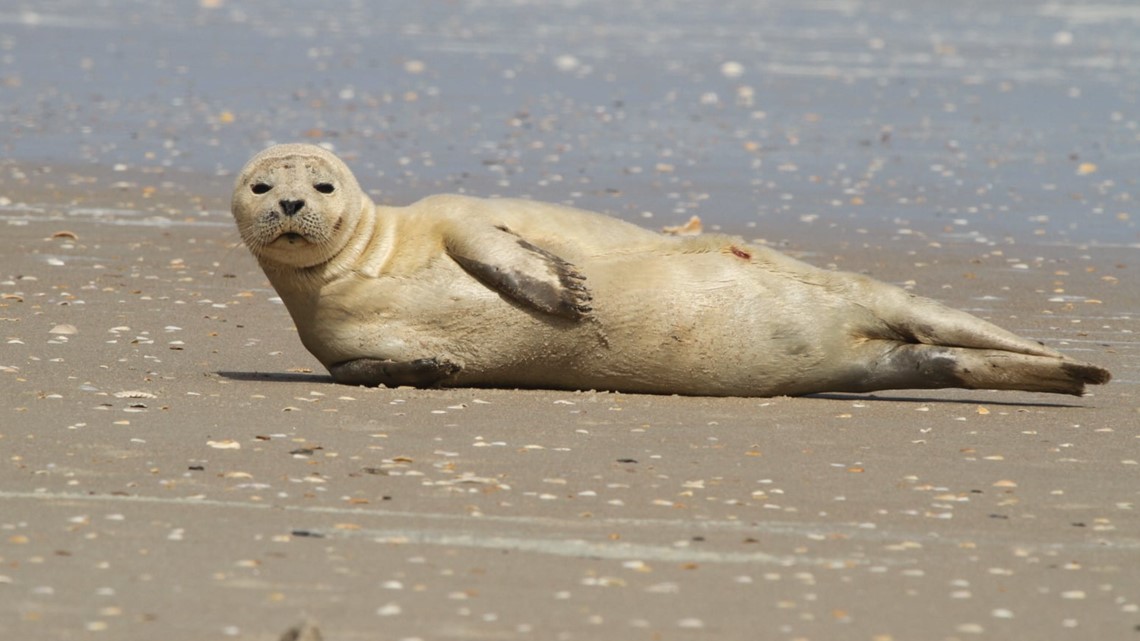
2 1 1138 640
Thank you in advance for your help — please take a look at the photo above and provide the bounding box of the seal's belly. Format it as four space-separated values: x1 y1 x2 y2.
450 253 858 395
296 241 871 396
303 262 597 371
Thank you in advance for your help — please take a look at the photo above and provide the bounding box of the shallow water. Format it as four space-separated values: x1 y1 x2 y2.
1 0 1138 245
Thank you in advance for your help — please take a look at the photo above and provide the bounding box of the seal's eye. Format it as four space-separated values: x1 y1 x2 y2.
314 182 335 194
251 182 272 195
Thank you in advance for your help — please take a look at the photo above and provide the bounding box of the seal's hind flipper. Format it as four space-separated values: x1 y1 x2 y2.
329 357 460 387
850 342 1111 396
447 224 593 320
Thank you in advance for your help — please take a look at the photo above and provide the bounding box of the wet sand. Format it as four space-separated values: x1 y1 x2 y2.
3 1 1140 640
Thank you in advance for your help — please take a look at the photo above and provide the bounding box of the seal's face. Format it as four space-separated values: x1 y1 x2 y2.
231 144 365 269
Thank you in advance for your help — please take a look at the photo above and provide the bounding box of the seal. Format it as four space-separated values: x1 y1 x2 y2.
230 143 1111 396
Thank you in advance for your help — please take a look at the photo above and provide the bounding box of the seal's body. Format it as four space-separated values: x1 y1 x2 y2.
231 144 1110 396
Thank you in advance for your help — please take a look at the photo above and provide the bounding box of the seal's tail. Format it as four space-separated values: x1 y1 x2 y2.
882 293 1066 357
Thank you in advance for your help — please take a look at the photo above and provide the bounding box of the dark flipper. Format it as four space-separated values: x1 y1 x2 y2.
841 279 1110 395
447 224 592 320
850 342 1112 396
328 357 460 387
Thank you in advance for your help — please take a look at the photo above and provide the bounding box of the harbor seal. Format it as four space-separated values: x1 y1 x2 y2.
230 143 1111 397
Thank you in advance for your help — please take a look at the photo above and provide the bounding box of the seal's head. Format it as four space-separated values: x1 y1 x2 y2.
231 143 366 270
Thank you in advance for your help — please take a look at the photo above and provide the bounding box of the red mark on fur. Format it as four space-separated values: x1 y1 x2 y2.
730 246 752 260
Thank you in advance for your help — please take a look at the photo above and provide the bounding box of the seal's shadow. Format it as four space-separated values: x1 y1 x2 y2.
214 371 1088 408
807 392 1089 409
216 371 334 384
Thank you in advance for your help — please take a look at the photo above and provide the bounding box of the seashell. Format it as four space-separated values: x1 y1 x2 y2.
113 390 157 399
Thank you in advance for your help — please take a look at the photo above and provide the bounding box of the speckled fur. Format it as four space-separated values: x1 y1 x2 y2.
231 144 1110 396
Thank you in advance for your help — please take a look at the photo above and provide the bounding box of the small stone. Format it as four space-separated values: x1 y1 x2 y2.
207 440 241 450
278 620 323 641
554 54 580 72
720 61 745 78
377 603 402 616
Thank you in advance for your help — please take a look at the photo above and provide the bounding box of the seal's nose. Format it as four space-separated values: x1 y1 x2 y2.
280 199 305 217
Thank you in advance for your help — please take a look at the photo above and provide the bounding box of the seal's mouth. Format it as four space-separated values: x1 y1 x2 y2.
274 231 307 244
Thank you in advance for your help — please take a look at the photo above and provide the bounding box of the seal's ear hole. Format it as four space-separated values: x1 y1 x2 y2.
251 182 272 195
314 182 335 194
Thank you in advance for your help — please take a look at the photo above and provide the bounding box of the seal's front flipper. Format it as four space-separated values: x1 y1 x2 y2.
329 357 460 387
446 224 592 320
